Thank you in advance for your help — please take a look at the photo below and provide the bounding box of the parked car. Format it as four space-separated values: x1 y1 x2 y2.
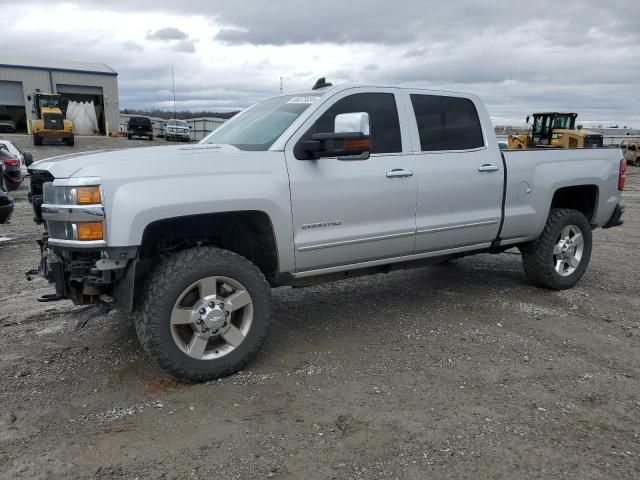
0 161 14 223
0 114 16 133
27 80 625 382
0 147 22 191
165 119 191 142
620 139 640 166
127 116 153 141
0 139 33 166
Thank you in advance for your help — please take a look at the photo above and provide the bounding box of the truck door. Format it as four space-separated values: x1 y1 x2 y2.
403 92 503 253
284 88 418 272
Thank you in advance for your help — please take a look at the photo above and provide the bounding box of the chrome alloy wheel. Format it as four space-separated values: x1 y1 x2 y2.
170 276 253 360
553 224 584 277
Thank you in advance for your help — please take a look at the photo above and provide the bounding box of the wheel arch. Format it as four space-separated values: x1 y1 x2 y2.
549 184 599 223
138 210 280 282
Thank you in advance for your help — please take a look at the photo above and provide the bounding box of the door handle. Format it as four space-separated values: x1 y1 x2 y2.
386 169 414 178
478 164 499 172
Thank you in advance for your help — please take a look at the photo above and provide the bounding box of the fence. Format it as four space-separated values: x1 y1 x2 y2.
119 114 226 141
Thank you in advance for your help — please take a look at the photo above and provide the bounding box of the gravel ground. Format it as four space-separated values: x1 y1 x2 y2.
1 134 639 479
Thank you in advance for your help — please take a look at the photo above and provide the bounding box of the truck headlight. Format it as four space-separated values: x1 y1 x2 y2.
41 178 106 246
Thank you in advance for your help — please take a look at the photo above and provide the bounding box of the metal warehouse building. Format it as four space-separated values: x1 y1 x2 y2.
0 56 119 135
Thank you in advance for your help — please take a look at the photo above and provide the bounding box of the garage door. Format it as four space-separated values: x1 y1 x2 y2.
0 81 25 106
56 84 103 95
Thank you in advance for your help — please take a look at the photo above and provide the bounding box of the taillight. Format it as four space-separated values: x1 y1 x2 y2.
3 157 19 167
619 158 627 191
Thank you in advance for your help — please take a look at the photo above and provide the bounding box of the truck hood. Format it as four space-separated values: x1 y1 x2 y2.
30 144 242 178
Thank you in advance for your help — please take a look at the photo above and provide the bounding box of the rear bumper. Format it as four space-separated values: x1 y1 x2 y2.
603 203 624 229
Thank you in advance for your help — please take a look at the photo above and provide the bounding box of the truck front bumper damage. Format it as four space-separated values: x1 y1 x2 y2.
30 233 138 310
603 203 624 229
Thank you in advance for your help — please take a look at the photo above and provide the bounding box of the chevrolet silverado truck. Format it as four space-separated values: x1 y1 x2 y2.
28 79 626 381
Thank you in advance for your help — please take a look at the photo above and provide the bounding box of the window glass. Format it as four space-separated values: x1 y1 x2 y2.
311 93 402 154
410 94 484 151
202 94 320 151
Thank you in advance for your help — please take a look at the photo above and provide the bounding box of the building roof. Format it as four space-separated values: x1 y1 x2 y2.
0 55 117 76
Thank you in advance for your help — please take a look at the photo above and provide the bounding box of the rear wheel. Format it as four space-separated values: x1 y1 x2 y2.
149 135 153 141
33 133 43 146
520 208 592 290
64 135 75 146
134 247 272 381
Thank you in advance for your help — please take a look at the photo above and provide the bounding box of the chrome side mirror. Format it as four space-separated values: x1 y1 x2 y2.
334 112 370 135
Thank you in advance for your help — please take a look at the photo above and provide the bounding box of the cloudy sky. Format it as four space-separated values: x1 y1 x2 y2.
2 0 639 126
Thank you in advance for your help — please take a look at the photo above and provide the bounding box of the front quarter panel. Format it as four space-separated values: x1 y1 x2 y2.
93 151 295 273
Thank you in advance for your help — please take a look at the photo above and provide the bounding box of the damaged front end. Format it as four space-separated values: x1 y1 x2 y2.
28 170 137 309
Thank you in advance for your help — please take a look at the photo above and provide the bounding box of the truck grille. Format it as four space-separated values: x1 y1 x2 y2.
43 112 64 130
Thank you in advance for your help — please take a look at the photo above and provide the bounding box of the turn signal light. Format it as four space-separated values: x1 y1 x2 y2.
343 137 370 150
77 222 104 240
76 186 101 204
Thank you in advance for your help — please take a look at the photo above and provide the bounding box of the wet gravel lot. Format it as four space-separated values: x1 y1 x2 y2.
1 134 639 479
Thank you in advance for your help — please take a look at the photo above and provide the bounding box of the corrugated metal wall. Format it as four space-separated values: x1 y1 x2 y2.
0 66 119 135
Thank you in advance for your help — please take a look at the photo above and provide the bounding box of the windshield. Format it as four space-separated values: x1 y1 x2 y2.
38 96 61 109
201 94 321 151
168 119 188 127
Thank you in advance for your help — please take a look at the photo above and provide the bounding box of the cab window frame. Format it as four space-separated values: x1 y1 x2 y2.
409 93 485 152
295 91 404 159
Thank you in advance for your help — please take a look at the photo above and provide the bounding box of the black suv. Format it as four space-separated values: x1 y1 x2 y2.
127 116 153 141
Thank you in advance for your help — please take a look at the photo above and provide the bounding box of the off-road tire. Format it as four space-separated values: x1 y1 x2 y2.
127 134 132 140
519 208 592 290
33 134 43 146
134 246 272 382
64 135 75 146
149 135 153 141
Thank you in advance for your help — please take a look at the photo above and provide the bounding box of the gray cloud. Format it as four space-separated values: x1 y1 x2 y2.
122 40 143 52
146 27 188 41
2 0 639 125
170 39 196 53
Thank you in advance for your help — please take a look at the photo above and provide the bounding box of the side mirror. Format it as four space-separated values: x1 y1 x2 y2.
525 115 530 124
27 95 32 101
23 152 33 167
296 112 371 160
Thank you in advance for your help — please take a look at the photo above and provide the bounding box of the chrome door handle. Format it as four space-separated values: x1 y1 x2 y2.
386 169 414 178
478 164 499 172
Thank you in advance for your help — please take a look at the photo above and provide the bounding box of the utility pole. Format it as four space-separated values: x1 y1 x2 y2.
172 65 177 120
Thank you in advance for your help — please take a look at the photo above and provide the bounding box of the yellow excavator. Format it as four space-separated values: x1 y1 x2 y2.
508 112 603 149
28 92 74 146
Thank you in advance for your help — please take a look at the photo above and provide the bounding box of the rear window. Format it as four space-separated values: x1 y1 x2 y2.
410 94 484 151
129 117 151 126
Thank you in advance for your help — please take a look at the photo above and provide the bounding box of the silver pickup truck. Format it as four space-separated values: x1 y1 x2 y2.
28 79 626 381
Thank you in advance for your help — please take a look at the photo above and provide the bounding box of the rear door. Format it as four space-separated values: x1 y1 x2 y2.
285 88 418 272
403 91 503 253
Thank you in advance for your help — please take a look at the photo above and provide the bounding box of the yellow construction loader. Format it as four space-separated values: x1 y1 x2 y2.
28 92 74 146
508 113 603 149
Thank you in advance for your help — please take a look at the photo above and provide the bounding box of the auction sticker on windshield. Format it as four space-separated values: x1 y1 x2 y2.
287 96 319 104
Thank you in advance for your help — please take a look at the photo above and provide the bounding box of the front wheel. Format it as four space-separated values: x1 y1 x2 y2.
520 208 592 290
64 135 75 146
33 133 43 146
134 247 272 381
